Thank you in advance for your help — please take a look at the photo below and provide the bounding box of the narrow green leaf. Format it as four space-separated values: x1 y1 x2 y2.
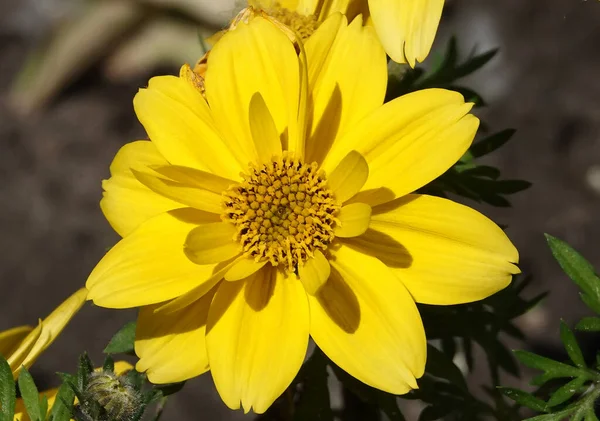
18 367 42 421
545 234 600 304
0 355 16 421
454 48 499 79
461 165 501 179
581 293 600 315
38 395 48 421
470 129 516 158
48 381 76 421
560 321 586 368
585 406 600 421
576 317 600 332
514 350 583 378
547 376 587 407
77 353 94 392
104 321 136 355
424 345 468 390
498 387 548 412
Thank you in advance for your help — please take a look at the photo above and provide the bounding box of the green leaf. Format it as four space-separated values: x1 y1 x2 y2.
425 345 468 390
580 293 600 315
514 350 583 378
498 387 548 412
547 376 587 407
0 355 16 421
576 317 600 332
104 321 136 355
77 353 94 392
38 395 48 421
560 321 586 368
18 367 42 421
470 129 516 158
545 234 600 305
453 48 499 79
102 355 114 372
48 381 76 421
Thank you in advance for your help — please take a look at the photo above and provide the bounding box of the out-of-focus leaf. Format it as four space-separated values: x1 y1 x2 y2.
104 321 136 355
580 293 600 315
575 317 600 332
545 234 600 305
425 345 468 390
546 376 587 407
0 355 15 421
498 387 548 412
102 355 115 372
560 321 586 368
293 349 333 421
471 129 517 158
453 49 499 79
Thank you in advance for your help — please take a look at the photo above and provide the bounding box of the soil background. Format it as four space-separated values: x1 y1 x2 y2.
0 0 599 419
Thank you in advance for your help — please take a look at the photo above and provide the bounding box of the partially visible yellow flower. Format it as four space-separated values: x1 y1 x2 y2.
249 0 444 66
0 288 88 379
12 361 133 421
87 14 518 414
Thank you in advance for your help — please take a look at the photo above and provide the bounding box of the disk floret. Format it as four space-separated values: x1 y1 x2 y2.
223 154 339 272
264 4 319 40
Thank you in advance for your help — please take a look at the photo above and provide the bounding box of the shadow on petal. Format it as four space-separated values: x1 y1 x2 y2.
245 268 276 312
308 84 342 164
315 267 360 334
347 187 395 207
342 228 413 269
167 207 221 224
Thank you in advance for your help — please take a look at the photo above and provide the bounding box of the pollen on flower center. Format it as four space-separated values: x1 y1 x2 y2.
265 4 319 40
223 154 339 272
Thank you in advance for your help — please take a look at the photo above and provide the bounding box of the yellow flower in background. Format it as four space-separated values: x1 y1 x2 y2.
12 361 133 421
249 0 444 65
87 13 518 414
0 288 87 379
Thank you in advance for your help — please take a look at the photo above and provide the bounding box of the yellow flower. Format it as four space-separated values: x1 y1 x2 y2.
87 14 519 413
0 288 87 379
12 361 133 421
249 0 444 65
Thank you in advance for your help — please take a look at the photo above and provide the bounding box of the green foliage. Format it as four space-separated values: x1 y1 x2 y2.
0 355 15 421
103 322 137 355
18 367 44 421
503 235 600 420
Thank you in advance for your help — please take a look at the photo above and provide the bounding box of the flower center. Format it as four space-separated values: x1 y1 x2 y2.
223 154 339 272
264 4 319 40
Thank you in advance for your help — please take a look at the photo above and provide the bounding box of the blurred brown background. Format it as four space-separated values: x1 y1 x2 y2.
0 0 599 419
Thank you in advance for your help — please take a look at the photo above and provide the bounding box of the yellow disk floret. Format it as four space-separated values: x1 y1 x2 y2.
223 154 339 272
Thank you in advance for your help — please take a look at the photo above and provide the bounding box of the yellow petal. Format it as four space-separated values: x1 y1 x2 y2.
298 250 330 294
10 288 87 375
327 150 368 203
249 93 283 164
308 244 426 394
135 289 215 383
368 0 444 66
151 165 235 193
0 326 32 358
347 194 519 304
7 323 44 377
132 169 223 214
100 141 182 237
184 222 240 265
225 257 268 282
323 89 479 205
304 14 386 164
87 209 221 308
134 75 242 180
207 267 309 414
205 17 303 160
335 203 371 237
